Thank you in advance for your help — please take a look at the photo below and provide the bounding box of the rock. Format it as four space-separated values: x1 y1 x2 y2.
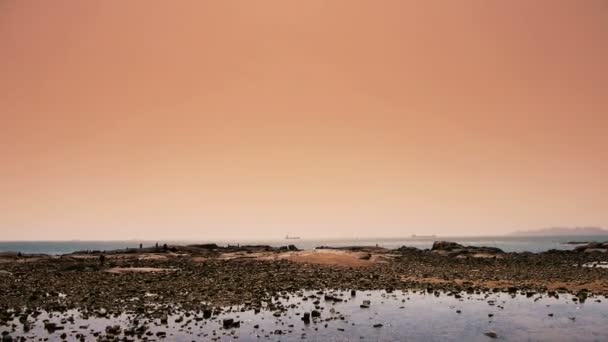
187 243 219 249
222 318 240 329
577 291 588 302
311 310 321 318
324 294 343 302
360 253 372 260
574 242 608 253
431 241 503 257
360 300 371 309
373 324 383 328
2 334 13 342
396 246 420 253
202 309 212 319
43 322 64 333
302 312 311 324
484 331 498 338
105 325 121 335
223 318 234 329
432 241 464 251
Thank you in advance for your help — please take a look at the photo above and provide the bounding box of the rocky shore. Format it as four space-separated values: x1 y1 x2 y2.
1 241 607 340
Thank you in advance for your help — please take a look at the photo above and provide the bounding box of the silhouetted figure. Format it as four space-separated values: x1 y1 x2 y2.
155 242 159 248
163 243 168 252
99 254 105 266
139 243 143 249
17 252 22 257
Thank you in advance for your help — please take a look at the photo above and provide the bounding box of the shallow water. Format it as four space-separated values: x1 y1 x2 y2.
4 290 608 341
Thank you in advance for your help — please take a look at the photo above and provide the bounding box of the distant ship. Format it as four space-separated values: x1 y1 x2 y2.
285 235 301 240
411 234 437 239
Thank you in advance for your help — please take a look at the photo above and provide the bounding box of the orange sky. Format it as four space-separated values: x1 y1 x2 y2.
1 1 607 240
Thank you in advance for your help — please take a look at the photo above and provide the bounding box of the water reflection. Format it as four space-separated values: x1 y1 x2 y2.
4 290 608 341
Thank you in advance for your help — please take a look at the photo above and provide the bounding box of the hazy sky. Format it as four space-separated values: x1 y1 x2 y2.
1 1 607 240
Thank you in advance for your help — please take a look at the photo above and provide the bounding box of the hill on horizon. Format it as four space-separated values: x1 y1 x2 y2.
509 227 608 236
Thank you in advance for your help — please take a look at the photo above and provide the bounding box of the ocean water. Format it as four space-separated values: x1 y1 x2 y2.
0 235 606 255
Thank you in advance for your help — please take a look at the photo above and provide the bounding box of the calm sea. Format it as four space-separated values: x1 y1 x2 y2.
0 235 607 255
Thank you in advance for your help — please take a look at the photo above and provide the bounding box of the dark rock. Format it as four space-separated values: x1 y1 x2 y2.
574 242 608 253
223 318 234 329
324 294 343 302
187 243 219 249
432 241 464 251
202 309 212 319
222 318 240 329
105 325 121 335
484 331 498 338
431 241 503 256
302 312 310 324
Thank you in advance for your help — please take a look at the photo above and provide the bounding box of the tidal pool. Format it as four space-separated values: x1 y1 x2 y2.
3 290 608 341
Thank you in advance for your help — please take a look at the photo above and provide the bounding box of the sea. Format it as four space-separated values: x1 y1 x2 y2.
1 235 607 255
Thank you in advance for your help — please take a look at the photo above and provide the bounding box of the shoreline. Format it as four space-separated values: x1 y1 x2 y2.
3 235 608 256
2 241 608 340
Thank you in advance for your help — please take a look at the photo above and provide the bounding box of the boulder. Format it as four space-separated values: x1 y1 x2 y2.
484 331 498 338
431 241 464 251
105 325 121 335
222 318 240 329
302 312 310 324
431 241 503 257
574 242 608 253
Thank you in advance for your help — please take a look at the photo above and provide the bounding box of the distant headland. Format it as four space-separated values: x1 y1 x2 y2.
509 226 608 236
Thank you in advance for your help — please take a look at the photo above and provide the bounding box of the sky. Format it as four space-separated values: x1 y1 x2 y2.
1 1 607 240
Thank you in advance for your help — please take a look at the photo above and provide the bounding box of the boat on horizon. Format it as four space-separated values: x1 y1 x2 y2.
411 234 437 239
285 235 301 240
